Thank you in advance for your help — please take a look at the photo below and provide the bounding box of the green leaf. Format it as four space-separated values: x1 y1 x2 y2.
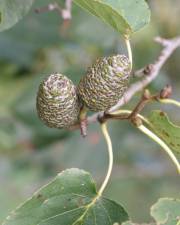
3 168 128 225
74 0 151 36
147 111 180 154
151 198 180 225
0 0 34 32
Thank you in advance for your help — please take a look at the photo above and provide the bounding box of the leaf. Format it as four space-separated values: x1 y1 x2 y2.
147 111 180 154
0 0 34 32
3 168 128 225
151 198 180 225
73 0 151 36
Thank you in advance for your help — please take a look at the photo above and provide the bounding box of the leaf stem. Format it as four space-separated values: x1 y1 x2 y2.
110 109 150 125
98 123 113 196
138 124 180 174
125 37 133 70
159 98 180 107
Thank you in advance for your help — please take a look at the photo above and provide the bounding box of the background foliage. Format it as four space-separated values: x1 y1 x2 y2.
0 0 179 223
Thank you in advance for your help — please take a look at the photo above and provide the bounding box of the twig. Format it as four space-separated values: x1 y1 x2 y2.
69 85 175 132
110 36 180 112
98 89 160 124
35 0 73 20
98 89 152 124
35 3 61 15
62 0 73 20
87 36 180 124
128 89 151 120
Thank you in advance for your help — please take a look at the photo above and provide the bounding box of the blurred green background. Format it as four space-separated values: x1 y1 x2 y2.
0 0 180 223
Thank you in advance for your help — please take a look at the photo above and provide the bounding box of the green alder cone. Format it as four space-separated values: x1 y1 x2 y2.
36 74 80 128
77 55 131 112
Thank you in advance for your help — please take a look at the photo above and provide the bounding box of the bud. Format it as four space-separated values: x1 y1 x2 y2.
160 85 172 99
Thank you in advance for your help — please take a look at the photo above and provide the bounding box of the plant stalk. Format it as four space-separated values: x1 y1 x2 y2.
98 123 113 196
125 37 133 70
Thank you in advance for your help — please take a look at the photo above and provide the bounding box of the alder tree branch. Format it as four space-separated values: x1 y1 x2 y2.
97 85 172 124
87 36 180 124
35 0 73 20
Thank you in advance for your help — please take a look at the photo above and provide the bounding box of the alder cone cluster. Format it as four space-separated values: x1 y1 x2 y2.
36 74 80 128
77 55 131 112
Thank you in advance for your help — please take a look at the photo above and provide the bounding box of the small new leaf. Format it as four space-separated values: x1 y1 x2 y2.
0 0 34 32
3 168 128 225
74 0 151 36
147 111 180 154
